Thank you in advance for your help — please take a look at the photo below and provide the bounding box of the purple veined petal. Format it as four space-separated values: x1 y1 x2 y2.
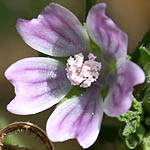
46 85 103 148
103 58 145 117
17 3 90 57
5 57 72 115
86 3 128 58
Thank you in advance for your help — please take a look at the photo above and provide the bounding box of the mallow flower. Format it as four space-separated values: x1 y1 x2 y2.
5 2 145 148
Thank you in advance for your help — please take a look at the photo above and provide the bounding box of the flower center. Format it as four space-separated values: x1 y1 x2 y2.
66 53 101 88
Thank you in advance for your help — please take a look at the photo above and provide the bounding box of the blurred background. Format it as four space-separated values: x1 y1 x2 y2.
0 0 150 149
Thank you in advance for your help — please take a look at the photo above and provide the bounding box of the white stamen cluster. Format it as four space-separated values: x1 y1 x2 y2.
66 53 101 88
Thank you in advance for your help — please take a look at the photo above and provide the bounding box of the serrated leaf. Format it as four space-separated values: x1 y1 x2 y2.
131 33 150 100
136 124 145 143
118 30 150 150
118 111 141 123
125 134 139 149
118 96 143 123
118 96 144 149
132 96 143 113
142 132 150 150
124 124 145 150
122 117 141 137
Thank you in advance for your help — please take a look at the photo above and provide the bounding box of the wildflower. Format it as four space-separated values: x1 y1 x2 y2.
5 3 145 148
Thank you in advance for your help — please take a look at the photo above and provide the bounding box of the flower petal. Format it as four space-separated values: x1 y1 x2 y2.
46 85 103 148
5 57 72 115
17 3 90 57
87 3 128 58
103 59 145 117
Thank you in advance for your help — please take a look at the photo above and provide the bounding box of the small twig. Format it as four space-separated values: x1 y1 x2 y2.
0 122 54 150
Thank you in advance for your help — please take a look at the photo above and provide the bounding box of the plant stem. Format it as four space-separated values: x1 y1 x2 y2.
85 0 97 21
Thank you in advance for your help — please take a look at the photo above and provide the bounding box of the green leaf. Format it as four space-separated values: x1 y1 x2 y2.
118 97 145 149
132 37 150 100
118 111 141 123
136 124 145 143
125 134 139 149
122 117 141 137
142 132 150 150
132 96 143 113
118 97 143 123
118 30 150 150
139 30 150 49
131 29 150 63
124 124 145 150
143 88 150 114
143 63 150 87
139 46 150 67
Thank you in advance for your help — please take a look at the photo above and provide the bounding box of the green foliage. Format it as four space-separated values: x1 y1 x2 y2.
124 124 145 149
123 119 140 137
118 30 150 149
118 97 145 149
143 63 150 86
131 30 150 100
131 30 150 63
138 33 150 115
139 47 150 67
142 132 150 150
125 134 139 149
118 97 143 123
143 88 150 114
136 124 146 144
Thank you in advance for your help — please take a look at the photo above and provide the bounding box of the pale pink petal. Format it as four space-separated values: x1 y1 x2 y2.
87 3 128 58
103 59 145 117
5 57 72 115
17 3 90 57
46 86 103 148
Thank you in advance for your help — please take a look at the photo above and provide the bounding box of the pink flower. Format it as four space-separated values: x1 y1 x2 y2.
5 3 145 148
